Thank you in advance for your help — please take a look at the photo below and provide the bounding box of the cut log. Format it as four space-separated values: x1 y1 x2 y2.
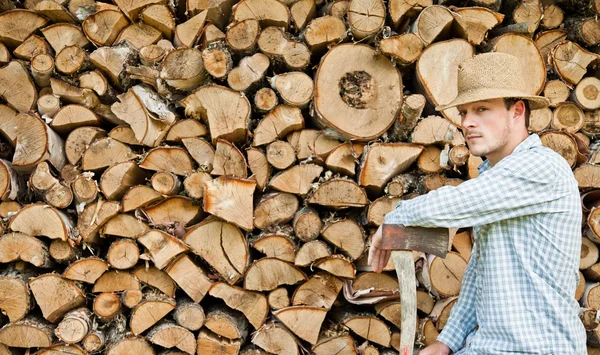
254 193 298 230
253 105 304 147
269 164 323 196
78 200 121 244
553 41 597 85
287 128 321 160
204 306 249 341
270 72 313 108
314 255 356 279
232 0 290 29
347 0 385 40
581 237 599 270
0 317 54 348
142 196 201 228
173 299 205 331
552 102 585 133
541 5 564 30
55 308 91 344
451 7 504 46
174 10 207 48
291 272 342 309
140 147 194 176
141 7 175 41
380 34 423 66
529 107 553 132
82 10 129 47
82 330 105 353
389 0 432 29
100 161 148 200
314 44 402 141
65 126 106 165
565 16 600 47
228 53 270 92
41 23 89 53
295 240 331 267
31 54 54 89
0 275 31 322
202 42 233 81
418 146 442 174
257 26 311 71
321 219 365 261
226 19 260 54
147 322 196 354
35 343 88 355
342 315 391 347
251 323 299 355
308 178 369 208
151 172 182 196
106 335 155 355
312 334 356 355
165 254 213 303
181 84 250 144
197 328 241 355
359 143 424 194
268 288 290 310
122 289 143 308
411 5 453 45
364 196 402 227
0 232 52 268
9 203 72 242
50 78 99 108
203 176 256 231
303 16 347 55
182 137 215 171
165 119 208 142
212 139 248 178
0 159 19 202
244 258 307 291
63 257 108 284
134 266 176 298
29 274 86 323
183 171 213 199
254 88 278 113
252 233 296 262
292 206 322 242
122 185 163 212
49 239 79 264
247 147 271 191
422 252 467 297
102 214 150 239
273 306 327 345
0 61 37 113
81 137 135 172
200 24 226 49
106 238 140 270
130 292 176 335
573 77 600 110
208 282 268 329
0 10 48 49
539 130 581 168
37 94 60 118
187 0 236 28
92 270 141 293
137 230 189 269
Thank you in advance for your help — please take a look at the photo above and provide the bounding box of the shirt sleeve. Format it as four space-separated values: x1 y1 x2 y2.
383 151 571 228
436 242 478 352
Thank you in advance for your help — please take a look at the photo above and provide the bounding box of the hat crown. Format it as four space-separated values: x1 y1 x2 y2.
457 53 528 96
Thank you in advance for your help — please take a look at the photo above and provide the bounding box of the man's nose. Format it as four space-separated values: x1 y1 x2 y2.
461 112 477 130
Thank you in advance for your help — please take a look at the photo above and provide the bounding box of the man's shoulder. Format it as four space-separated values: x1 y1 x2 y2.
503 144 574 181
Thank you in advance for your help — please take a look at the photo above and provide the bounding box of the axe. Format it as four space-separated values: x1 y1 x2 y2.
382 224 454 355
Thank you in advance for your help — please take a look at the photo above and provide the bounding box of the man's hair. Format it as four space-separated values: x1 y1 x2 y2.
503 98 530 130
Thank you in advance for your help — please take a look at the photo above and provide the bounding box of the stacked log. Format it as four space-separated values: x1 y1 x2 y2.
0 0 598 353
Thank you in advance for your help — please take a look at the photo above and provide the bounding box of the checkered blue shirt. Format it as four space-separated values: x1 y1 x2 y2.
383 134 586 354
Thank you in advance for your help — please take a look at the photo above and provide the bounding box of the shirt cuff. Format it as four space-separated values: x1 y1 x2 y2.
436 329 466 353
383 200 414 226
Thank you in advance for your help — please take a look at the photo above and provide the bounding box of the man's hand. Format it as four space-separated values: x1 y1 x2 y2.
418 341 451 355
368 224 391 273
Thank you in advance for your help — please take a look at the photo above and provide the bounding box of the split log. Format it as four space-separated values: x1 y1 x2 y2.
244 258 307 291
419 252 467 297
359 143 424 194
106 238 140 269
138 230 189 269
205 306 249 341
0 61 37 113
122 185 163 212
314 255 356 279
165 254 213 303
0 10 48 49
197 328 242 354
529 107 553 132
0 317 55 348
130 292 176 335
173 300 205 331
82 10 129 47
268 288 290 310
31 54 54 88
539 130 583 168
0 232 52 268
292 272 343 309
92 270 141 293
389 0 433 28
226 19 260 54
254 193 299 230
552 41 597 85
55 308 91 344
411 5 453 45
0 275 31 322
49 240 79 264
251 323 299 355
304 16 347 55
122 290 143 309
258 26 311 70
9 203 72 242
581 237 599 270
77 200 121 244
380 34 423 67
252 233 296 262
183 171 212 199
203 177 255 231
147 322 196 354
212 139 248 178
321 219 365 261
292 206 322 242
133 266 176 298
208 282 269 329
451 7 504 46
29 274 86 323
313 333 356 355
295 240 331 267
182 137 215 171
228 53 270 92
287 129 320 160
341 314 391 347
273 306 327 345
63 257 108 284
106 334 155 355
307 178 369 208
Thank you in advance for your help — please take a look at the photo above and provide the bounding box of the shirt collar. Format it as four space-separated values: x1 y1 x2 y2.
477 134 541 174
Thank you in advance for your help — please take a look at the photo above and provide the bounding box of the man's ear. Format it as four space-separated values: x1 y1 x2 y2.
512 100 526 119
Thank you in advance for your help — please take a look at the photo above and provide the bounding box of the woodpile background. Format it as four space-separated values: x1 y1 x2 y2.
0 0 599 353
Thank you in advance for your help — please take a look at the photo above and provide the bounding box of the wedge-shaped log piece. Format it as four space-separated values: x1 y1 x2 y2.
0 232 52 268
89 45 137 89
252 323 299 355
254 193 298 230
365 196 402 226
253 105 304 147
0 10 48 49
359 143 423 194
212 139 248 178
65 127 106 166
574 164 600 189
64 257 108 284
29 274 85 323
0 276 31 322
0 104 18 144
36 343 88 355
290 0 316 32
0 61 37 113
134 266 176 298
112 86 175 147
269 164 323 196
233 0 290 29
78 200 121 244
343 315 390 347
184 217 248 284
113 0 166 20
83 10 129 47
138 230 189 270
247 147 271 191
102 214 150 239
244 258 307 291
184 171 212 199
182 137 215 171
308 179 368 208
197 328 241 354
295 241 330 267
208 282 268 329
416 39 474 126
314 255 356 279
187 0 237 28
92 270 141 293
380 34 423 66
166 255 213 302
122 185 163 212
51 105 101 134
166 119 208 142
452 7 503 46
181 84 250 144
12 113 65 173
130 293 176 335
322 219 365 261
147 322 196 354
204 176 256 231
252 234 295 262
0 317 54 348
270 72 313 108
140 147 194 176
142 196 201 227
553 41 597 85
106 335 154 355
325 142 363 176
81 137 135 172
272 306 327 345
174 10 207 48
314 44 401 141
354 272 398 295
101 161 148 200
9 203 72 241
205 306 249 340
291 272 342 309
257 26 311 70
268 287 290 310
41 23 89 53
34 1 76 23
71 172 98 206
312 334 357 355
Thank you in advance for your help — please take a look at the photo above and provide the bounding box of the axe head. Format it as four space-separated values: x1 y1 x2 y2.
381 224 453 257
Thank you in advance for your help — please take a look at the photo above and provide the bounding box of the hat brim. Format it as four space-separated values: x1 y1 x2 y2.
435 88 550 111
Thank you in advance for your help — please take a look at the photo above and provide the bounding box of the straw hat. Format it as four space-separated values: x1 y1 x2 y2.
435 52 550 111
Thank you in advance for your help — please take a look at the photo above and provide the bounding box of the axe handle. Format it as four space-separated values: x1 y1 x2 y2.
392 250 416 355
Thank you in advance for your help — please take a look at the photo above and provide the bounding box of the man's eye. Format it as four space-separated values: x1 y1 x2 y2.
458 112 466 117
477 107 488 112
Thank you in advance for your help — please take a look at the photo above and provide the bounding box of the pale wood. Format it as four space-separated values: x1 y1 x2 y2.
273 306 327 344
0 317 54 348
130 293 176 335
287 129 321 160
253 105 304 147
174 10 207 48
254 192 299 230
322 219 365 261
187 0 237 28
29 274 86 322
183 171 213 199
82 330 105 353
133 266 176 298
293 206 322 242
359 143 424 194
140 147 194 176
147 322 196 354
141 5 175 40
342 315 391 347
312 334 356 355
63 257 108 284
165 254 213 303
197 328 241 354
581 237 599 270
573 77 600 110
0 61 38 113
539 130 581 168
347 0 385 40
41 23 89 53
380 34 423 66
182 137 214 171
291 0 317 32
208 282 269 329
205 306 249 340
552 102 585 133
271 72 314 108
228 53 270 92
50 78 99 108
308 178 369 208
314 255 356 279
81 137 135 172
0 232 52 268
0 9 48 49
244 258 307 291
304 16 347 54
165 119 207 142
37 94 60 118
106 238 140 270
211 139 248 178
93 270 141 293
294 241 331 267
142 196 201 228
252 233 296 262
93 292 121 322
254 88 278 113
226 19 260 53
452 7 504 46
122 185 163 212
77 200 121 244
31 54 54 88
122 289 143 308
90 45 137 90
173 299 205 331
49 239 79 264
0 275 31 322
202 42 233 80
553 41 597 85
82 9 129 47
268 288 290 310
389 0 432 29
151 171 182 196
9 203 72 242
232 0 290 29
251 324 299 355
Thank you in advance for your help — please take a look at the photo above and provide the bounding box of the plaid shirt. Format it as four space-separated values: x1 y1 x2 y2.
383 134 586 354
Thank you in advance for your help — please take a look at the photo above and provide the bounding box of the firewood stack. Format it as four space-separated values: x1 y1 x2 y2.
0 0 599 353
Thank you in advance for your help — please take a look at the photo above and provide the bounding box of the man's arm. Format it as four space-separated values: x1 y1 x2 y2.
435 242 478 353
384 152 571 229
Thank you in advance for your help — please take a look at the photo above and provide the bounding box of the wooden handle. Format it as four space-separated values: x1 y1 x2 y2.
392 250 416 355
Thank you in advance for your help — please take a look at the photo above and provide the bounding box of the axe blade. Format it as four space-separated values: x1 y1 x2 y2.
381 224 451 257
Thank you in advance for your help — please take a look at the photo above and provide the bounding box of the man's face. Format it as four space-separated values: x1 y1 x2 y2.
456 98 515 158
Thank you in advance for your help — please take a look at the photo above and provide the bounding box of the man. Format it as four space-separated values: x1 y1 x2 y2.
368 53 586 354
